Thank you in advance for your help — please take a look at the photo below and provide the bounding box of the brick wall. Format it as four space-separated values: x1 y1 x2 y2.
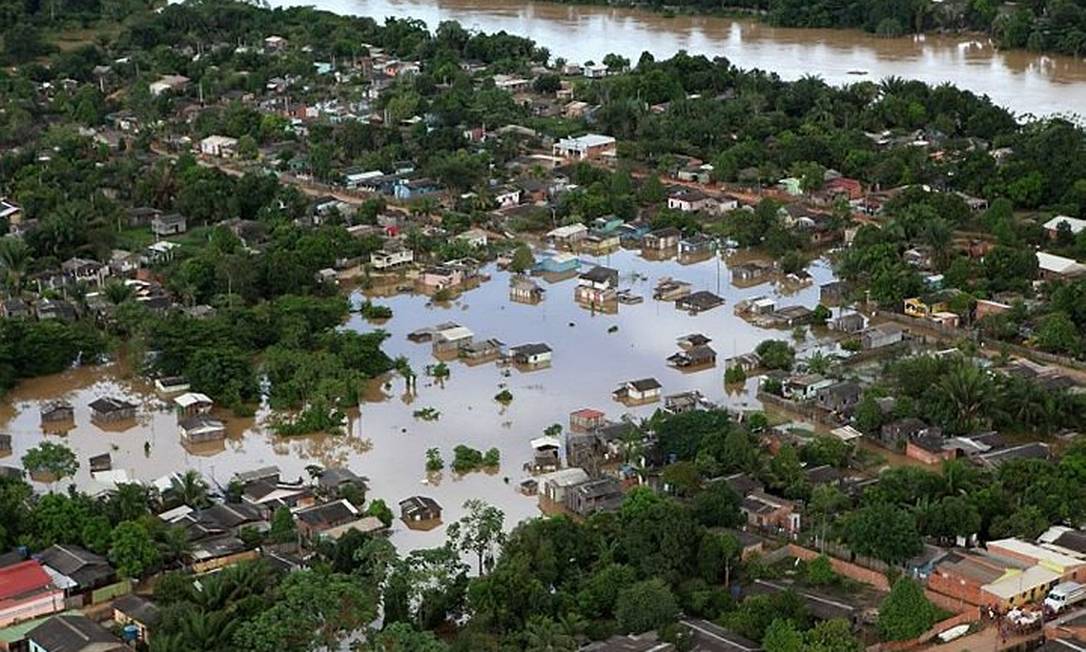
927 568 987 607
788 544 890 591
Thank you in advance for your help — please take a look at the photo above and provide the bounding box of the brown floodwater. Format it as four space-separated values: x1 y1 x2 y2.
267 0 1086 116
1 248 837 549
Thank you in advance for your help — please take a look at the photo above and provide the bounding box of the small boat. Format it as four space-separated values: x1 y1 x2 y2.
847 69 869 76
937 624 970 643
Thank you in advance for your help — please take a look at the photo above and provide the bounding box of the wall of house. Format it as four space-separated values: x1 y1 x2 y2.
927 569 987 607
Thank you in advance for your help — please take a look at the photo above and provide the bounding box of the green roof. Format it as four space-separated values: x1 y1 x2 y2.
0 610 81 643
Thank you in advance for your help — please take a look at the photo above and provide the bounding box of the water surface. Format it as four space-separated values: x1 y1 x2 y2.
269 0 1086 116
1 249 836 548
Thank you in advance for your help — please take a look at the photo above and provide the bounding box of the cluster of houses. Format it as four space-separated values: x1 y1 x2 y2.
407 322 554 369
0 460 454 650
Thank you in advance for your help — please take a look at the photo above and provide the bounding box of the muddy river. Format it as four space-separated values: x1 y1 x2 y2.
0 249 837 549
266 0 1086 117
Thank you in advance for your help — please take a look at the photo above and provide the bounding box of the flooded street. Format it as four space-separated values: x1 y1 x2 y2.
1 249 836 549
266 0 1086 117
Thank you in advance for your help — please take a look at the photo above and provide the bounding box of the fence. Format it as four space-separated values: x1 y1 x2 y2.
867 610 979 652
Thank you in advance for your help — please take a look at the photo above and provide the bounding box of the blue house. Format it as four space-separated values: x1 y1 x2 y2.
394 178 441 201
616 221 651 244
535 252 581 274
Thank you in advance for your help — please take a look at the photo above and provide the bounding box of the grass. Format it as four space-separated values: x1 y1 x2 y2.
47 22 123 52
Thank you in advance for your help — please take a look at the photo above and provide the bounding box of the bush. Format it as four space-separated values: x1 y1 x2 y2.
724 366 747 384
452 445 485 473
494 389 513 404
805 555 837 586
615 578 679 634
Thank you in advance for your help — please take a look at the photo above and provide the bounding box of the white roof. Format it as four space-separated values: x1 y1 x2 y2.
982 565 1061 599
547 224 588 238
830 425 863 442
201 134 238 146
1037 251 1085 275
1044 215 1086 234
158 505 194 522
147 241 180 253
988 538 1086 569
435 325 473 341
530 435 561 450
174 392 212 408
559 134 615 148
537 467 590 487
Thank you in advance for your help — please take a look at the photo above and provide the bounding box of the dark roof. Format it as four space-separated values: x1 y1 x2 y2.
295 500 356 527
629 378 662 391
723 473 762 497
978 442 1050 467
579 265 619 284
681 619 761 652
88 397 136 414
677 290 725 310
1039 639 1086 652
1051 529 1086 555
37 545 113 588
817 381 861 400
580 633 673 651
112 593 160 626
317 467 368 491
399 495 441 517
679 333 712 346
511 343 552 356
647 226 681 238
195 502 264 531
28 615 125 652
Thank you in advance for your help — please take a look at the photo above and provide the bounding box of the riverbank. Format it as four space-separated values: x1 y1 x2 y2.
267 0 1086 117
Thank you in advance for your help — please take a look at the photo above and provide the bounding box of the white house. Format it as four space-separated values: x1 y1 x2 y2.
493 186 522 208
583 63 609 79
509 343 552 366
1037 251 1086 279
199 135 238 158
148 74 189 97
456 228 488 248
1044 215 1086 239
370 248 414 270
552 134 616 160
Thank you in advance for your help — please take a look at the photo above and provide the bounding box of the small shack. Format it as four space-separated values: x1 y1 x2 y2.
174 392 213 417
399 495 442 522
40 401 75 424
89 397 137 423
179 415 226 444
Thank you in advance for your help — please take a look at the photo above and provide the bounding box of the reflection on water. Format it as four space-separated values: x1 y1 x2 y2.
268 0 1086 116
0 249 836 549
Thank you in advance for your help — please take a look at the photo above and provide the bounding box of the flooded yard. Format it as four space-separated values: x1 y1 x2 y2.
0 248 839 549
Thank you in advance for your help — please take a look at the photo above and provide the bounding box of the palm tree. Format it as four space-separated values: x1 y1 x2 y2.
0 237 32 294
524 616 577 652
177 609 239 651
103 280 134 305
157 526 193 569
168 470 211 508
938 362 995 433
107 482 151 522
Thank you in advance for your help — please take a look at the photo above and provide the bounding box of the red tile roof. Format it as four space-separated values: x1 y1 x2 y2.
0 560 53 604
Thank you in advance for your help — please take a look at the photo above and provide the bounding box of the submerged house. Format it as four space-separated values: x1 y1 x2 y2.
613 378 662 404
89 397 137 423
399 495 442 522
508 343 553 366
667 344 717 369
179 415 227 445
509 274 545 303
575 265 619 305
